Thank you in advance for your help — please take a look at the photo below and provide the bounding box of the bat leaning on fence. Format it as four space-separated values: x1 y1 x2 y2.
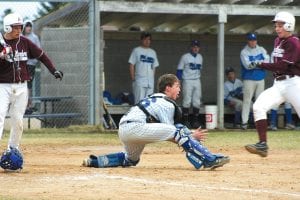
102 102 118 129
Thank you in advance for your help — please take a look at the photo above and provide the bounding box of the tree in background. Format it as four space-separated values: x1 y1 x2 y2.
36 2 67 18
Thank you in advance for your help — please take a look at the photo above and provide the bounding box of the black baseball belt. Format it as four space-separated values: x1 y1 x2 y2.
275 74 295 81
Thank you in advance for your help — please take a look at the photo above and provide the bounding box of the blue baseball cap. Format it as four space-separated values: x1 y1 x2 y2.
191 40 200 47
246 33 257 40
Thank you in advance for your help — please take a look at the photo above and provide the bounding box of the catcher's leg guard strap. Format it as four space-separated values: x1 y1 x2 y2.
174 124 216 162
186 152 204 169
89 152 139 168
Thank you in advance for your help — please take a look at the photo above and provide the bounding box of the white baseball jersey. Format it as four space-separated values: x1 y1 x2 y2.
224 78 243 101
177 53 203 80
128 46 159 87
178 53 203 108
224 78 243 112
118 93 177 161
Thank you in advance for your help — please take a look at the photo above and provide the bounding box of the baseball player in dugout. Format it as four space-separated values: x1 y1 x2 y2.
128 32 159 104
240 32 270 130
83 74 230 170
0 13 63 170
176 40 203 129
245 11 300 157
269 102 295 131
224 67 244 128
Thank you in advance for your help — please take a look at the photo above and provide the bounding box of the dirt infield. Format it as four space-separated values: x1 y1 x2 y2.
0 139 299 200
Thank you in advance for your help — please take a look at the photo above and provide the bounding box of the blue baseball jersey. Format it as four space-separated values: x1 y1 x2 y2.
240 44 269 81
224 78 243 101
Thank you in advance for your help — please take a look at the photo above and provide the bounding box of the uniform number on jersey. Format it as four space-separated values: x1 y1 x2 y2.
140 97 157 108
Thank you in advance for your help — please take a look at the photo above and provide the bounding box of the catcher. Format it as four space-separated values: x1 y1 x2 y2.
83 74 230 170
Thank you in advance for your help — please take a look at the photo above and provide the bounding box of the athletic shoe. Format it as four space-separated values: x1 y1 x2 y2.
192 120 202 129
285 123 295 130
269 125 277 131
82 158 91 167
203 156 230 169
241 123 247 130
245 142 268 157
233 124 241 129
183 120 192 129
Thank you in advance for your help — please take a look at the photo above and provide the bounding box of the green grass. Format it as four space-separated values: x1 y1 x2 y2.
205 129 300 150
1 126 299 150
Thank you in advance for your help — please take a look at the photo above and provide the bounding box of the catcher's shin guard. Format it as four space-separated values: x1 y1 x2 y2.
85 152 139 168
186 152 204 169
174 124 216 169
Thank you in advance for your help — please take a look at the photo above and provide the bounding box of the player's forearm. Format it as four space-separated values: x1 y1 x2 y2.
260 60 290 72
38 52 56 74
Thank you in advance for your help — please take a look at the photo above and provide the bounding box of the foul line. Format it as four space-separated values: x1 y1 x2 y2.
68 172 300 198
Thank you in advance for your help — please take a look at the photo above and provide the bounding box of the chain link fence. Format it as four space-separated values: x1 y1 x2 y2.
1 1 94 129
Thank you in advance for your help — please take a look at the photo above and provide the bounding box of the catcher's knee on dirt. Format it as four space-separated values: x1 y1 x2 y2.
87 152 139 168
174 123 216 169
0 147 23 171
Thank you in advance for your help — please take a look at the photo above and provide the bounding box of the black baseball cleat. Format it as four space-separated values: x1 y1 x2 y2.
245 142 268 157
203 156 230 169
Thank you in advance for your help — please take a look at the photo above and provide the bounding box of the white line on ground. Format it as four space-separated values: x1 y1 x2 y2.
45 172 300 198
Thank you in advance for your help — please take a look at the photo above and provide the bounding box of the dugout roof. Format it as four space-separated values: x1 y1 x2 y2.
34 0 300 128
35 0 300 35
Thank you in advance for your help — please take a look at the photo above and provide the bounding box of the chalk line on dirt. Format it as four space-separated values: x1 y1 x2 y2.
42 172 300 198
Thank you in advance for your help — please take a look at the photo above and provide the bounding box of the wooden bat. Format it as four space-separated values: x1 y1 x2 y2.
102 102 117 129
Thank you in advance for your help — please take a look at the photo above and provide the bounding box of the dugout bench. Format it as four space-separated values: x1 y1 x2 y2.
6 96 82 129
105 104 298 129
105 104 235 129
29 96 81 128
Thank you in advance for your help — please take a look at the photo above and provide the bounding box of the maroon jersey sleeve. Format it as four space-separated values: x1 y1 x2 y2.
26 37 56 74
260 36 300 75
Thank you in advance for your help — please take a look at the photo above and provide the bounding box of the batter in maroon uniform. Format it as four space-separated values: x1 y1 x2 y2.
0 13 63 154
245 11 300 157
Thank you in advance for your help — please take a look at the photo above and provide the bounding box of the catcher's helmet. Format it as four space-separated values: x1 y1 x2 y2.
3 13 23 33
272 11 295 32
0 147 23 170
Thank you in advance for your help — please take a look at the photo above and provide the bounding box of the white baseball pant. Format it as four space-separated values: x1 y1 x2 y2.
118 122 176 161
0 82 28 149
182 79 202 109
133 82 154 104
242 80 264 124
229 98 243 112
253 76 300 121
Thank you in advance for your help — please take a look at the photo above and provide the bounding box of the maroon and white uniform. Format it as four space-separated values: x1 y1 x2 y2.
253 35 300 121
0 35 57 149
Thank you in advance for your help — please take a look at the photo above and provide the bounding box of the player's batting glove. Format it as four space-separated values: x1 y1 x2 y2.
54 70 63 80
0 46 12 59
248 62 257 69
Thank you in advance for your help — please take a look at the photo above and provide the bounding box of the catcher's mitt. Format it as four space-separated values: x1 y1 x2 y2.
0 147 23 170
